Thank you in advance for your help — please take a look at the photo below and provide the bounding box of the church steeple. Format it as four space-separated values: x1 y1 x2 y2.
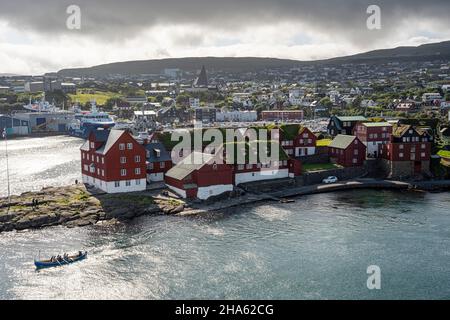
194 65 208 87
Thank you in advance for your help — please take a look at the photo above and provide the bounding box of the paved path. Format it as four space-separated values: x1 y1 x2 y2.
181 179 450 215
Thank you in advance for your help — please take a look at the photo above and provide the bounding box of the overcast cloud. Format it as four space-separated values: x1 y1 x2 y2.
0 0 449 74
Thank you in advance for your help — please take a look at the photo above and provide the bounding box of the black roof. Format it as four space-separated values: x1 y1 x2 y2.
145 142 172 162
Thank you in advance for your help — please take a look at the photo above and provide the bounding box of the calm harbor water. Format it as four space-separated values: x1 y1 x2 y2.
0 137 449 299
0 135 83 197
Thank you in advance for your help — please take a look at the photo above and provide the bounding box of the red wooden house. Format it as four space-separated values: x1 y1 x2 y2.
165 152 234 199
353 122 392 158
328 135 366 167
380 125 432 177
294 126 317 157
80 130 147 193
144 142 173 183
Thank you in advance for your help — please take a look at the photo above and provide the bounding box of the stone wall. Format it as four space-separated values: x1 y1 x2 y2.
298 166 367 186
380 159 431 179
239 178 296 193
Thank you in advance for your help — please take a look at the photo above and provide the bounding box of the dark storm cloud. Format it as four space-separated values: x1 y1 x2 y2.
0 0 449 43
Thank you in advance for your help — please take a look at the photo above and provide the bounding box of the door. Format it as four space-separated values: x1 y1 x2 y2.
414 161 421 174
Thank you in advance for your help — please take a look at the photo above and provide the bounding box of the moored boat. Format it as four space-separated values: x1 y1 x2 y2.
34 251 88 269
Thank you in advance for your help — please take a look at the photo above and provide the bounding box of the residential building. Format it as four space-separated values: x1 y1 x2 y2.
157 107 191 125
422 93 442 103
216 111 257 122
353 122 392 158
327 116 367 136
380 125 432 177
0 86 10 94
145 142 173 182
193 107 216 124
328 135 367 167
395 102 418 113
165 152 234 200
80 130 147 193
294 127 317 157
261 110 304 122
189 98 200 109
24 81 44 93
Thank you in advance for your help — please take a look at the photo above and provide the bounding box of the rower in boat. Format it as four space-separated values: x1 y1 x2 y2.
34 251 88 269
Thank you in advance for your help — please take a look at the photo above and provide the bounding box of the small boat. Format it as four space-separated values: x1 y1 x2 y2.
34 251 88 269
279 199 295 204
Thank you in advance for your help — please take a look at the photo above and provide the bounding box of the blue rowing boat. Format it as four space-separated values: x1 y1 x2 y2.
34 251 88 269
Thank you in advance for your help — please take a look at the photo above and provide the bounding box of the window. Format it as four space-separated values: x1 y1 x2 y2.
256 163 262 169
353 158 357 164
421 144 426 149
303 133 308 138
421 152 426 158
135 168 141 175
102 170 105 177
135 155 141 163
101 157 104 164
90 142 95 149
96 156 99 163
307 139 312 144
148 163 154 170
399 153 404 158
399 144 404 150
411 153 416 160
238 164 245 170
121 169 127 176
354 149 359 155
83 164 88 171
299 139 304 144
120 157 127 164
246 164 253 170
119 143 125 150
136 179 141 185
115 181 120 188
82 153 85 159
160 162 165 169
126 180 131 187
127 143 133 150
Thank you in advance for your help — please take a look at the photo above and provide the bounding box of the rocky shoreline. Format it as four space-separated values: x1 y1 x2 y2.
2 179 450 233
0 185 185 233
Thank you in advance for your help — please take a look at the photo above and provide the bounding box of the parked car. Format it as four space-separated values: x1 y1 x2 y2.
322 176 338 184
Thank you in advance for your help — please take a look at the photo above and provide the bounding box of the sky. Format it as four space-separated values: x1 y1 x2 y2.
0 0 449 75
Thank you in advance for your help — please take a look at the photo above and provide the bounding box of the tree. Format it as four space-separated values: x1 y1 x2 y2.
104 97 127 111
319 97 333 108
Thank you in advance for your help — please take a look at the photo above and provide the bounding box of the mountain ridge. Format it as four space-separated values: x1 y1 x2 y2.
55 40 450 77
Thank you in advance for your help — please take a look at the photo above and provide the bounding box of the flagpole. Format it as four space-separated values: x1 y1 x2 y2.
3 127 11 210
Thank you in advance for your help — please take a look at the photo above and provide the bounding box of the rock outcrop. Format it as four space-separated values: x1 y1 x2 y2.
0 185 185 233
